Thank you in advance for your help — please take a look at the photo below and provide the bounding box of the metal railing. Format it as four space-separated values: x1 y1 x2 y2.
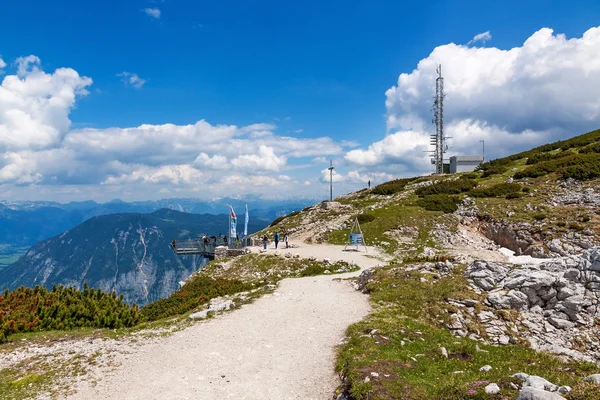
172 236 248 257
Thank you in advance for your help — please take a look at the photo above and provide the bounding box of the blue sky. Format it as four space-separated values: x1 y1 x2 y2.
1 0 600 202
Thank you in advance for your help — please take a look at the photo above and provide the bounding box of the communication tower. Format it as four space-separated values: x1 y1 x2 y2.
430 65 448 174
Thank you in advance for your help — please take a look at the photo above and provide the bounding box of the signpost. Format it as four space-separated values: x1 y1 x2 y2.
345 217 368 252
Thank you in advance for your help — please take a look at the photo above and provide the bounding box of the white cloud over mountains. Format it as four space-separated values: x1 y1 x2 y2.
0 56 351 200
346 26 600 177
2 25 600 201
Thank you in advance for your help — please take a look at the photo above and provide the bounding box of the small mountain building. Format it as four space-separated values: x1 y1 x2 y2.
449 155 484 174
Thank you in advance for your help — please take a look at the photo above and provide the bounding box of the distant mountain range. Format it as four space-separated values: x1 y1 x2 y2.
0 209 270 305
0 196 311 247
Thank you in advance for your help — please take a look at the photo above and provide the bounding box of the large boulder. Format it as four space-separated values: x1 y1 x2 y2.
465 261 510 291
516 387 566 400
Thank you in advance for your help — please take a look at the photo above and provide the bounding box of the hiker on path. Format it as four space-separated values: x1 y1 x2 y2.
262 235 268 250
284 233 289 248
368 180 371 189
274 232 280 249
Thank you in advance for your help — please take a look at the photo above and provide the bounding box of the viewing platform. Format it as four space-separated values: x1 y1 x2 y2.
172 237 249 259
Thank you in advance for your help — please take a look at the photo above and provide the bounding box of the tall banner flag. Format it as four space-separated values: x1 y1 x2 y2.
244 203 249 237
229 205 237 238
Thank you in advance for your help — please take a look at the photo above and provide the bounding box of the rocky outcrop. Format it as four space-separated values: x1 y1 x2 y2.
465 248 600 361
480 220 548 257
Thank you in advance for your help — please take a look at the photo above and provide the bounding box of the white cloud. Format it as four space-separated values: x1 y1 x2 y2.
194 153 228 170
0 57 6 74
102 165 206 185
222 174 283 187
230 145 287 171
347 26 600 179
320 168 344 183
143 8 161 19
468 31 492 45
117 72 147 88
0 57 92 152
0 54 357 201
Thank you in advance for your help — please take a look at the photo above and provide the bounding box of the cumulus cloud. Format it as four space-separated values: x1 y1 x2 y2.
0 54 356 200
230 146 286 171
117 72 147 88
143 8 161 19
194 153 228 170
0 57 6 74
468 31 492 45
0 57 92 152
347 26 600 179
102 165 206 185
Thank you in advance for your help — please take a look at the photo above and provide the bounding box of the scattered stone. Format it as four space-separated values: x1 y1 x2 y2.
370 372 379 378
583 374 600 384
480 365 492 372
485 383 500 394
440 347 448 358
557 386 572 394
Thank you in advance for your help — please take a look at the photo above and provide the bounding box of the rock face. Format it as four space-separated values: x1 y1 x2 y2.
480 216 598 259
465 247 600 361
0 209 269 305
320 201 341 210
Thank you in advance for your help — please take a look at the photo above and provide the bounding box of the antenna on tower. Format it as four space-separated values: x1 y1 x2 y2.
328 159 334 201
429 64 450 174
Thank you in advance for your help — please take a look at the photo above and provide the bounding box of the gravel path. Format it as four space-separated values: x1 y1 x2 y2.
68 244 384 400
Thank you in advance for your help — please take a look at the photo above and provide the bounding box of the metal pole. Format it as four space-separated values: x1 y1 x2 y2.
328 159 334 201
480 140 485 162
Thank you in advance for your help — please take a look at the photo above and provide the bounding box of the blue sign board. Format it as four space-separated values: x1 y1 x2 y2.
349 233 363 245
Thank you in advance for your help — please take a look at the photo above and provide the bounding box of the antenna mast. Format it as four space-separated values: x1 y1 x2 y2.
328 159 334 201
430 65 447 174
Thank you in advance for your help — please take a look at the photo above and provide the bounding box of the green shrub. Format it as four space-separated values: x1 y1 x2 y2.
522 187 531 193
482 165 509 177
515 153 600 180
525 151 574 165
469 183 523 198
556 221 567 227
569 223 585 231
460 173 479 180
371 177 419 195
582 215 592 222
0 284 142 342
533 213 547 221
562 158 600 180
415 179 477 197
141 276 254 321
506 192 523 199
416 195 460 214
579 142 600 154
356 213 375 224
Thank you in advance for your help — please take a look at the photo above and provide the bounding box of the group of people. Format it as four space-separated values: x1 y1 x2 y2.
262 232 289 250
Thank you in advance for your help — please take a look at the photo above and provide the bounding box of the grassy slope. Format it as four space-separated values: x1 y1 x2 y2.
327 129 600 399
336 264 600 399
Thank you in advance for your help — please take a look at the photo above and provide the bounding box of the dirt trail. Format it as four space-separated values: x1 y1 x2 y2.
68 243 385 400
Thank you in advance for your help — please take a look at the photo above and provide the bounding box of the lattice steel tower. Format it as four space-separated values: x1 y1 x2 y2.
430 64 447 174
